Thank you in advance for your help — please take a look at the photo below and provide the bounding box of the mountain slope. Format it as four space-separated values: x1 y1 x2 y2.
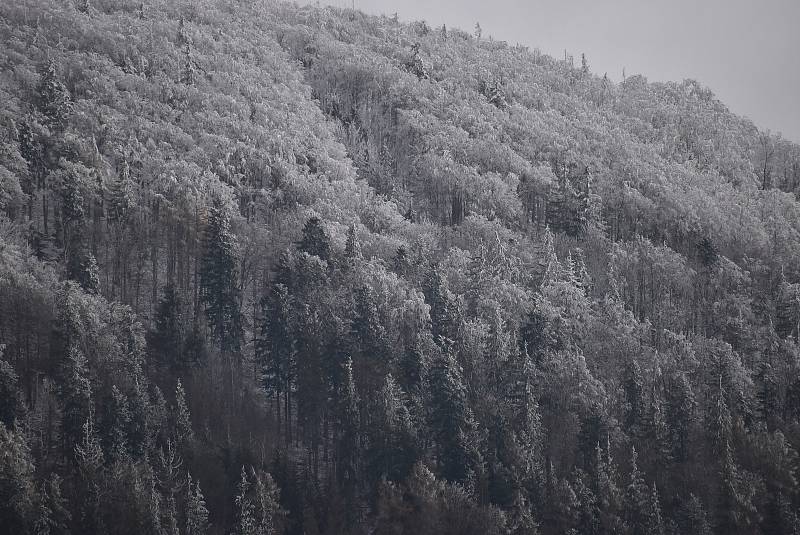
1 1 800 534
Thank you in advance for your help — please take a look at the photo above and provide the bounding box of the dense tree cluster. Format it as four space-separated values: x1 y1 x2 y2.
1 0 800 533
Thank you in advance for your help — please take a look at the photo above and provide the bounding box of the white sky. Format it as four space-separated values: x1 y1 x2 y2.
297 0 800 143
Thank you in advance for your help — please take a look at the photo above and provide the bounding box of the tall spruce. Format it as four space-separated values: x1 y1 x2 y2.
199 199 242 352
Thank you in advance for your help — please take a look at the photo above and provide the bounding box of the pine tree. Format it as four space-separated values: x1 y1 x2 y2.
35 60 72 131
298 217 331 262
368 374 418 486
622 359 644 437
334 358 360 493
776 280 800 342
185 474 210 535
424 265 452 344
623 447 650 535
108 385 131 462
106 161 134 223
351 286 388 373
174 379 194 449
256 283 294 433
234 467 284 535
74 417 105 535
664 373 695 463
148 284 183 370
344 221 362 261
427 341 478 483
0 423 37 534
645 484 664 535
696 237 718 268
200 199 242 352
34 473 71 535
0 355 19 428
60 345 93 457
676 494 711 535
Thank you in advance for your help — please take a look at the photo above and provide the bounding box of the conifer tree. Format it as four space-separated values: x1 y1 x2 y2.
60 345 93 456
148 284 184 371
0 423 37 534
368 374 418 486
334 358 360 494
645 484 664 535
676 494 711 535
424 265 452 344
623 447 650 535
34 473 71 535
174 379 194 449
664 373 695 462
298 217 331 262
35 60 71 131
257 283 294 433
200 199 242 352
185 474 210 535
344 221 362 261
74 417 105 535
427 341 478 483
0 354 19 428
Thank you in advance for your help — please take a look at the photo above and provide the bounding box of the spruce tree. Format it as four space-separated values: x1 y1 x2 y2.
664 373 695 463
424 265 452 344
676 493 711 535
623 447 650 535
0 423 37 534
174 379 194 449
298 217 331 262
0 355 19 428
35 60 71 131
344 221 362 261
148 284 185 372
185 474 210 535
200 199 242 352
60 345 93 457
256 283 294 432
427 341 477 483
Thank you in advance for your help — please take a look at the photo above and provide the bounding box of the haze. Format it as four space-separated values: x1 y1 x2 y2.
301 0 800 143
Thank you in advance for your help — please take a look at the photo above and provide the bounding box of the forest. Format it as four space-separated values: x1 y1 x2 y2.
1 0 800 533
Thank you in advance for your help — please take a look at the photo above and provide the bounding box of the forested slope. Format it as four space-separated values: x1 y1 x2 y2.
1 1 800 534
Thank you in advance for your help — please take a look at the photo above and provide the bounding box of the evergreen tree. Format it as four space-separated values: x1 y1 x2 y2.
623 447 650 535
0 423 37 534
344 221 362 261
67 247 100 294
74 417 105 535
622 359 644 436
34 473 71 535
256 283 294 434
427 341 478 483
675 494 711 535
696 236 718 268
185 474 210 535
234 467 284 535
368 374 418 486
60 345 93 457
148 284 186 372
200 199 242 352
664 373 695 463
644 484 664 535
297 217 331 262
0 355 19 428
424 265 453 344
334 358 360 495
35 60 72 131
174 379 194 449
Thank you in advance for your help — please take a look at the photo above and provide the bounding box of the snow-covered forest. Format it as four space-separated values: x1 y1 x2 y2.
1 1 800 533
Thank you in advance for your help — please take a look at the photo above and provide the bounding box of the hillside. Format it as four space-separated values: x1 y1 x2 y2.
1 0 800 534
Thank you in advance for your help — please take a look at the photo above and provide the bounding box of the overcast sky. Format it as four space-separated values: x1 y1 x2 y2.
298 0 800 143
